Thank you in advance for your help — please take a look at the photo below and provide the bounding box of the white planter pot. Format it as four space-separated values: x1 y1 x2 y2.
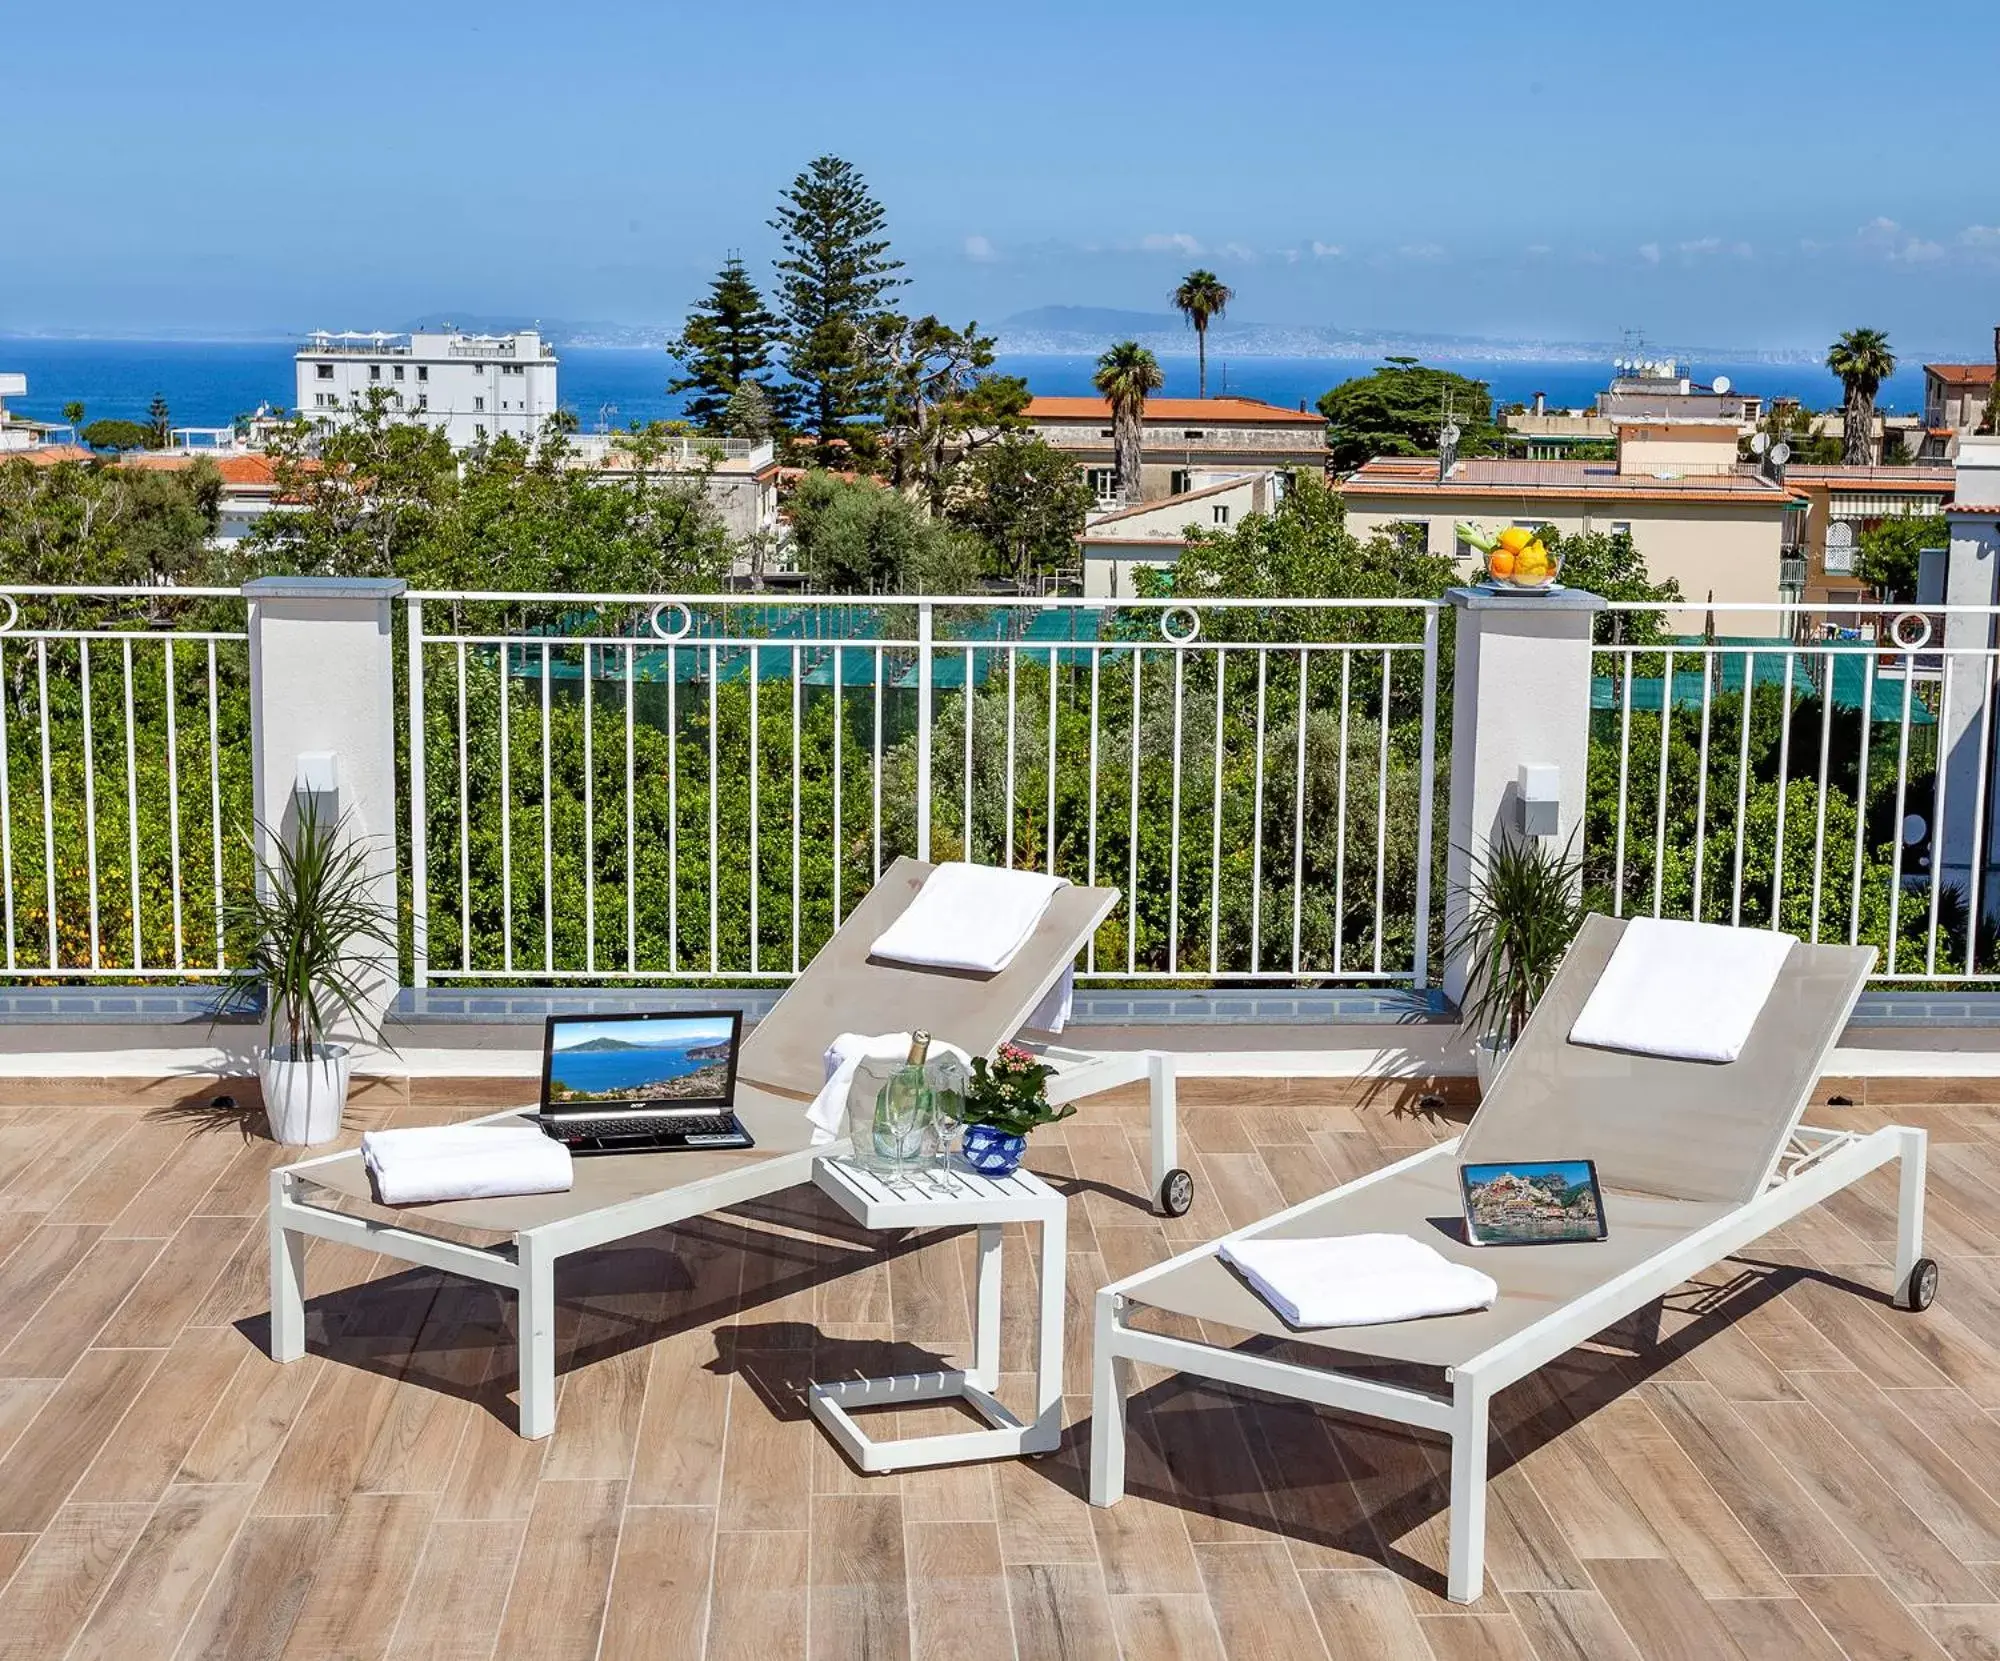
258 1043 352 1146
1473 1036 1511 1097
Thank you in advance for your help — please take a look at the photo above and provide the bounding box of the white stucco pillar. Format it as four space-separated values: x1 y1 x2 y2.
1939 438 2000 916
1442 585 1606 1007
244 576 406 1035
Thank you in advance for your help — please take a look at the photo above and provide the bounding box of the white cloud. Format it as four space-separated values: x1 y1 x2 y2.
1310 239 1344 258
1897 238 1945 263
1525 243 1552 257
1960 225 2000 247
1140 231 1204 256
1396 242 1446 261
1217 240 1257 262
1637 242 1661 265
1678 236 1723 257
962 233 997 262
1858 216 1902 244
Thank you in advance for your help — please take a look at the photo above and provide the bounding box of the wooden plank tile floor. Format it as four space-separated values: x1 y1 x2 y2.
0 1088 1995 1658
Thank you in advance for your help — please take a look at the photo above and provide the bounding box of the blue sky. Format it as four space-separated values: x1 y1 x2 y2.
6 0 1997 351
550 1016 735 1052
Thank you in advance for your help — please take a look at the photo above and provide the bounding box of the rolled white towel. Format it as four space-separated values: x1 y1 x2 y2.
1024 968 1074 1035
1219 1232 1498 1329
807 1031 974 1146
869 862 1069 974
1569 915 1795 1064
362 1123 574 1207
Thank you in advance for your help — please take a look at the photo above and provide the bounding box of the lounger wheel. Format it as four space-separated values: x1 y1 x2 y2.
1157 1168 1194 1218
1899 1258 1939 1312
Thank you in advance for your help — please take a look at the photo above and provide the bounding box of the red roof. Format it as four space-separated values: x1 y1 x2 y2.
8 444 93 466
1779 465 1955 494
1925 363 1997 387
1027 395 1325 426
1342 455 1793 506
120 453 278 487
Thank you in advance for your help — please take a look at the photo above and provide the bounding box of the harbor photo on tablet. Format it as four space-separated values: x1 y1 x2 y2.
1458 1159 1607 1246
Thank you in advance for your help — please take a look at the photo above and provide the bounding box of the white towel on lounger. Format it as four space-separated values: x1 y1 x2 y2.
869 862 1068 975
362 1123 573 1206
1219 1233 1498 1329
1569 916 1795 1064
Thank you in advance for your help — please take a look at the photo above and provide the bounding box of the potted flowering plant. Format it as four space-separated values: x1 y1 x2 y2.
959 1043 1075 1175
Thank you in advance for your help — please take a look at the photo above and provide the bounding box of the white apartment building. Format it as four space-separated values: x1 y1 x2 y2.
294 329 559 450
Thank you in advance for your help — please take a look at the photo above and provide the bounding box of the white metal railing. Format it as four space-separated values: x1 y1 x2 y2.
1587 599 2000 982
0 589 251 979
401 594 1442 989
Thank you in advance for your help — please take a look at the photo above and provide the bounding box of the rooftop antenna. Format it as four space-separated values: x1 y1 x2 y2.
1437 385 1460 481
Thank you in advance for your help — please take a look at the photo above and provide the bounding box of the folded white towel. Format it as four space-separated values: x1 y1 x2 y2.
870 862 1069 975
807 1031 976 1146
1569 916 1795 1064
1024 968 1074 1035
1219 1233 1498 1329
361 1123 574 1207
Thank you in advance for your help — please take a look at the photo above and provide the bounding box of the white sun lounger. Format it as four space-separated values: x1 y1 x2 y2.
1087 914 1938 1604
269 857 1181 1436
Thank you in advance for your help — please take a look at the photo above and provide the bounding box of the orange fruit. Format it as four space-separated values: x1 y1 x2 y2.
1488 548 1516 579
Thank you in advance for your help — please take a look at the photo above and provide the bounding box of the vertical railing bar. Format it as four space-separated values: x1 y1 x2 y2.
37 641 57 970
81 641 101 970
1770 652 1793 930
1612 647 1633 916
206 641 223 970
1811 645 1833 943
1046 645 1059 878
121 639 141 970
1004 648 1018 868
1691 652 1714 924
540 642 554 975
962 645 976 863
163 639 185 971
1651 650 1675 918
666 643 680 974
1849 654 1877 947
705 643 718 974
1412 610 1438 988
872 647 883 884
832 646 844 929
1966 653 1996 977
749 645 760 976
1085 645 1101 975
0 642 13 970
1127 647 1143 977
1291 649 1309 976
1250 648 1268 976
1372 646 1392 975
1924 652 1953 977
1207 646 1226 977
456 641 470 973
404 603 427 987
1730 649 1755 927
1332 651 1351 975
1167 648 1185 974
498 639 513 973
1886 651 1916 974
915 600 934 863
581 637 595 976
791 648 803 975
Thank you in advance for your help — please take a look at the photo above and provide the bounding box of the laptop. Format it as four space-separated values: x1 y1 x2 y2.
535 1010 755 1155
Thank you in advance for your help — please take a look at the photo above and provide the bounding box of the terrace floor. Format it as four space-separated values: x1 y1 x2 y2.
0 1081 1998 1660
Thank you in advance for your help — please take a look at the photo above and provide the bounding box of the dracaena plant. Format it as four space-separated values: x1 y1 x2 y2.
1447 829 1585 1049
963 1043 1076 1138
217 798 397 1061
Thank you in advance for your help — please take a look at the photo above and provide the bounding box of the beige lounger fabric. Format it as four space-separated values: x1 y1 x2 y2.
1119 913 1875 1369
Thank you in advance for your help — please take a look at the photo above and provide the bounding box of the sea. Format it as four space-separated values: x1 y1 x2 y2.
549 1045 713 1096
0 338 1931 432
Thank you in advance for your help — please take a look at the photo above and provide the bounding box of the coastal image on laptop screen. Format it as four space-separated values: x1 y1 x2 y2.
544 1014 740 1111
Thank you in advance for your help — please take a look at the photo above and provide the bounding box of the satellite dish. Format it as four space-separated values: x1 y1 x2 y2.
1712 375 1732 395
1770 442 1792 465
1440 423 1461 446
1750 432 1769 455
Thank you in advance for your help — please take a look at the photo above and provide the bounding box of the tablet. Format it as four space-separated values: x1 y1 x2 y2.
1458 1159 1607 1246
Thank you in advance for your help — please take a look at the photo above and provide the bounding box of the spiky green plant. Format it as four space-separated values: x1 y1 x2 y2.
1447 830 1585 1048
218 798 396 1061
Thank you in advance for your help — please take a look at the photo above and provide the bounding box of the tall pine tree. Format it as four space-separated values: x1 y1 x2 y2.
667 255 783 433
769 155 905 459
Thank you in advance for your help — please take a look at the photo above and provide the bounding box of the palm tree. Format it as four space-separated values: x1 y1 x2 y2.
1826 328 1896 466
1093 342 1164 506
1170 269 1233 398
61 400 84 441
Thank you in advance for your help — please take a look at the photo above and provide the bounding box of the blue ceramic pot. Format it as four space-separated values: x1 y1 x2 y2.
961 1124 1027 1175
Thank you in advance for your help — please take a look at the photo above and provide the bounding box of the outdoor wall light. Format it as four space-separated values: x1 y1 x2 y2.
1518 763 1560 838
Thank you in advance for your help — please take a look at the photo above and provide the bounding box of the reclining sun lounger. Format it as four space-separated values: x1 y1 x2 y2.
269 857 1182 1436
1087 914 1939 1604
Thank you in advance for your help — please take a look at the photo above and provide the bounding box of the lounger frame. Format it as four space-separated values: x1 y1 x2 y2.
1089 1118 1930 1603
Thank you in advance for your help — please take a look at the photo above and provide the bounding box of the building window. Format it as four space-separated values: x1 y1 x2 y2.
1390 519 1429 554
1183 429 1205 439
315 363 333 380
1099 428 1114 438
369 365 381 381
1086 467 1117 500
475 424 487 441
1212 505 1230 525
1610 520 1633 541
393 365 405 381
416 394 428 412
418 366 429 382
1454 528 1482 562
474 396 485 412
1170 470 1192 495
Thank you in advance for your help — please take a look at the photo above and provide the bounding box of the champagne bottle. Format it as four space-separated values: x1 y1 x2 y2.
872 1031 935 1168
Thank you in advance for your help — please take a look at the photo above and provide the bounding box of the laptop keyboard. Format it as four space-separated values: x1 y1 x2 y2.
552 1113 741 1140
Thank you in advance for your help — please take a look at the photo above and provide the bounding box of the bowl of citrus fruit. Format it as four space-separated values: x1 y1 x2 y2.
1457 523 1562 591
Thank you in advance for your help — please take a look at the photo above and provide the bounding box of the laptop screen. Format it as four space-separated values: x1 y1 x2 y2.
541 1011 743 1113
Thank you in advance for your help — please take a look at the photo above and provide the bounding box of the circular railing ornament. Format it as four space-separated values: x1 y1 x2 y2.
0 597 19 635
1890 611 1932 652
1159 606 1202 645
648 601 695 642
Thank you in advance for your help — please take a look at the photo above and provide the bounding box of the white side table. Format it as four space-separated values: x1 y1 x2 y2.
809 1156 1067 1473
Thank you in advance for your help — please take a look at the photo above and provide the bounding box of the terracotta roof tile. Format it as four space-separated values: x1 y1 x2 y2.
1925 363 1997 387
1027 395 1325 426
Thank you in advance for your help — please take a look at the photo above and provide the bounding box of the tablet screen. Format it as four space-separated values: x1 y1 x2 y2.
1458 1159 1607 1246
